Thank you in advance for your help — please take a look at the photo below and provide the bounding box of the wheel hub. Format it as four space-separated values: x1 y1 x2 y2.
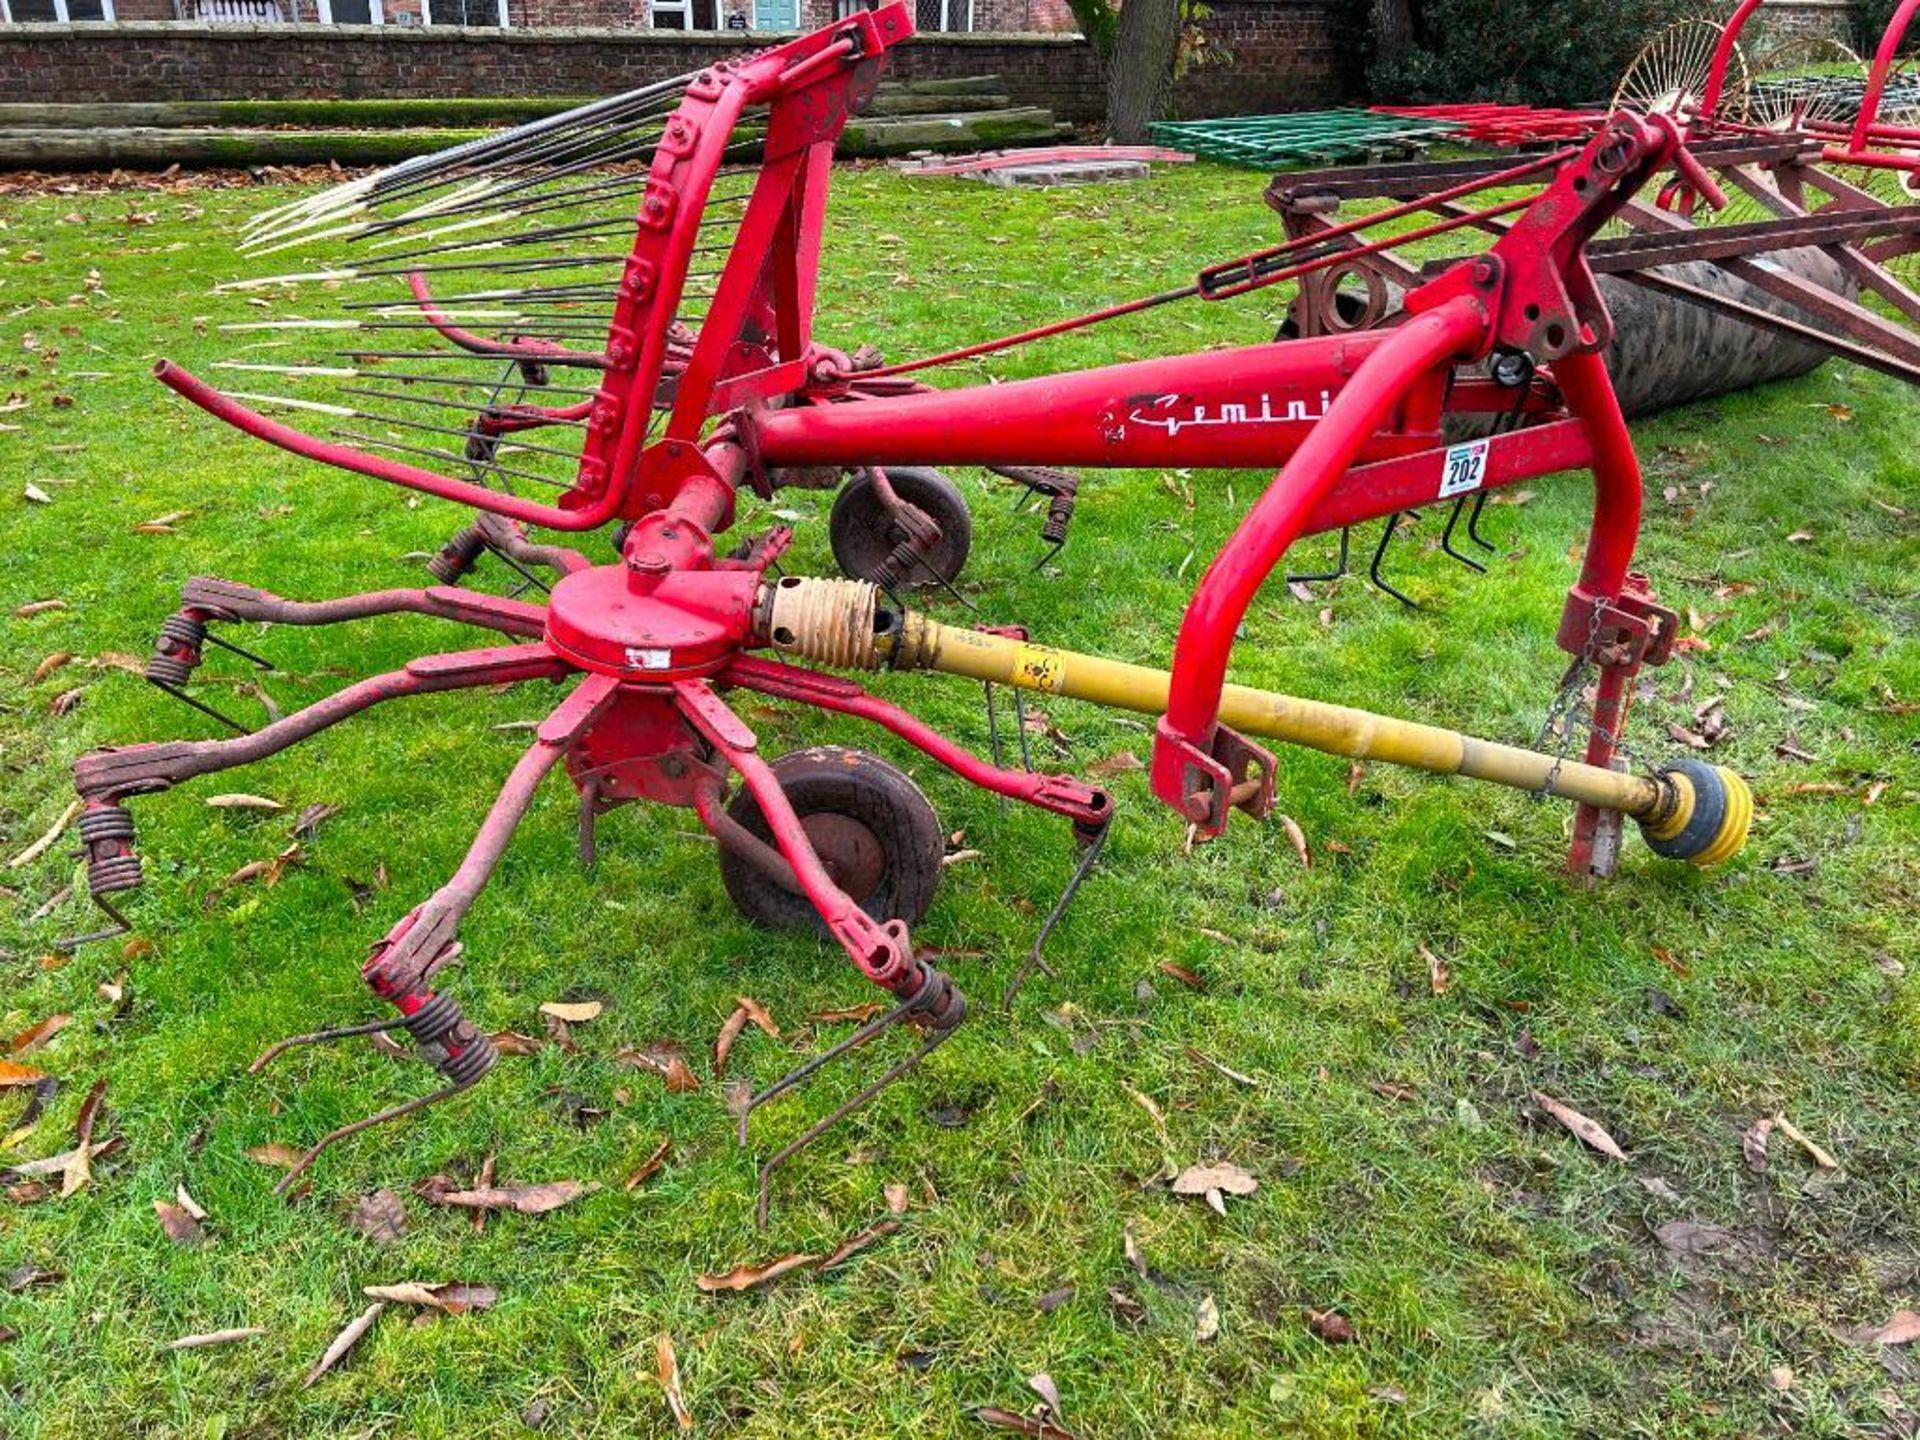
801 812 887 902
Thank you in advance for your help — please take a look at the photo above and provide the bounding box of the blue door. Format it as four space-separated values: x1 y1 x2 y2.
753 0 796 30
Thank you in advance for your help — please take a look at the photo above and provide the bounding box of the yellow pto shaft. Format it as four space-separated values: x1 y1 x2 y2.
757 577 1751 865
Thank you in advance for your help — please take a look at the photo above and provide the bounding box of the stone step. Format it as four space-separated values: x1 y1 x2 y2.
0 126 492 170
837 107 1067 158
860 90 1014 117
0 98 589 131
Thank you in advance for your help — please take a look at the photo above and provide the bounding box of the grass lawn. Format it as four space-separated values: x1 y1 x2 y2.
1 158 1917 1439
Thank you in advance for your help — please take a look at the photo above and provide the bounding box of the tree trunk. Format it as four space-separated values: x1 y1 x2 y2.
1369 0 1418 65
1105 0 1182 144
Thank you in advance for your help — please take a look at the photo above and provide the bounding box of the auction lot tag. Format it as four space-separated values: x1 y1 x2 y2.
1438 438 1490 498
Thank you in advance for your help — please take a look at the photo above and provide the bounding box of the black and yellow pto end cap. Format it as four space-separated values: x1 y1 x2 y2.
1640 757 1752 866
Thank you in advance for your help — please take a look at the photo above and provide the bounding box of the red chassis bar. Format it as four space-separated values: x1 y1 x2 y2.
745 115 1688 871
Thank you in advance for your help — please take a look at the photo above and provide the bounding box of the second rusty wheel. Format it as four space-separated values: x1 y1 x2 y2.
719 746 945 935
828 466 972 590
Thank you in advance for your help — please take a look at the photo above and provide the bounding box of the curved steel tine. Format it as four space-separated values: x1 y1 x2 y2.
271 1075 484 1197
248 1015 413 1075
55 892 133 954
147 678 252 736
1001 820 1111 1010
735 993 922 1145
1441 494 1489 573
1012 690 1034 772
1466 487 1497 551
1285 525 1350 585
203 631 275 670
1368 513 1420 609
755 1027 954 1229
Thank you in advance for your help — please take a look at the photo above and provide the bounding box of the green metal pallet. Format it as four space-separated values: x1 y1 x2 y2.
1149 109 1462 169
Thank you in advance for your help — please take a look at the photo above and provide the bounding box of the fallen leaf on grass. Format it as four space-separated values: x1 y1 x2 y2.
164 1327 262 1351
736 995 778 1038
344 1189 407 1245
1034 1283 1076 1313
1655 1220 1736 1257
154 1197 206 1246
30 652 72 684
246 1143 304 1170
713 1006 749 1076
624 1137 671 1191
812 1002 887 1024
819 1220 901 1272
1280 814 1311 868
1771 1113 1839 1171
1650 946 1690 979
1171 1161 1258 1216
1194 1294 1221 1342
885 1180 910 1215
61 1077 107 1197
538 999 603 1025
362 1281 498 1314
1086 751 1143 779
656 1333 693 1430
615 1043 700 1093
0 1061 49 1089
696 1252 820 1293
1307 1308 1356 1343
1860 1310 1920 1346
1420 944 1451 996
488 1030 542 1056
1185 1046 1258 1087
290 802 341 839
204 793 284 812
8 799 82 869
428 1181 592 1216
3 1076 59 1149
1531 1092 1627 1160
1742 1117 1773 1172
8 1015 69 1057
970 1407 1083 1439
302 1302 384 1388
1156 961 1206 991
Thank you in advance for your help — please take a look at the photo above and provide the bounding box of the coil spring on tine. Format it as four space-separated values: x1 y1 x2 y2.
77 805 143 897
146 612 207 687
1042 492 1074 547
427 524 489 584
402 989 498 1084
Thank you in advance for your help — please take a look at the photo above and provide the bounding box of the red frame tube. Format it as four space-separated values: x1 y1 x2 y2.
1153 297 1492 777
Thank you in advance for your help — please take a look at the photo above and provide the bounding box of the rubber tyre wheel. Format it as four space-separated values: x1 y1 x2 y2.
718 746 944 936
829 466 972 589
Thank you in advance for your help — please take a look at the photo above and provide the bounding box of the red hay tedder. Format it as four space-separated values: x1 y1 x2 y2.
74 5 1771 1216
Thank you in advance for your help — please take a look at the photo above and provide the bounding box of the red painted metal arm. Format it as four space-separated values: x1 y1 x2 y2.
1856 0 1920 153
1700 0 1767 123
1151 296 1491 820
404 270 610 370
154 358 625 531
1553 347 1643 601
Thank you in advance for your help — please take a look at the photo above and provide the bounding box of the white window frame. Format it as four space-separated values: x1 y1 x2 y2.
14 0 119 20
315 0 388 22
420 0 505 25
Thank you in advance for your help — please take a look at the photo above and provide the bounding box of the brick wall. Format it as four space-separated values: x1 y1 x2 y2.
1752 0 1859 44
0 3 1346 120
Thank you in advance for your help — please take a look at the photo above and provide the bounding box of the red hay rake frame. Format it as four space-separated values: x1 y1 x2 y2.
74 8 1765 1210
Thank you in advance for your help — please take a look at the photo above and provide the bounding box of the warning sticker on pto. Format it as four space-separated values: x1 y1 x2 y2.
1437 438 1490 498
